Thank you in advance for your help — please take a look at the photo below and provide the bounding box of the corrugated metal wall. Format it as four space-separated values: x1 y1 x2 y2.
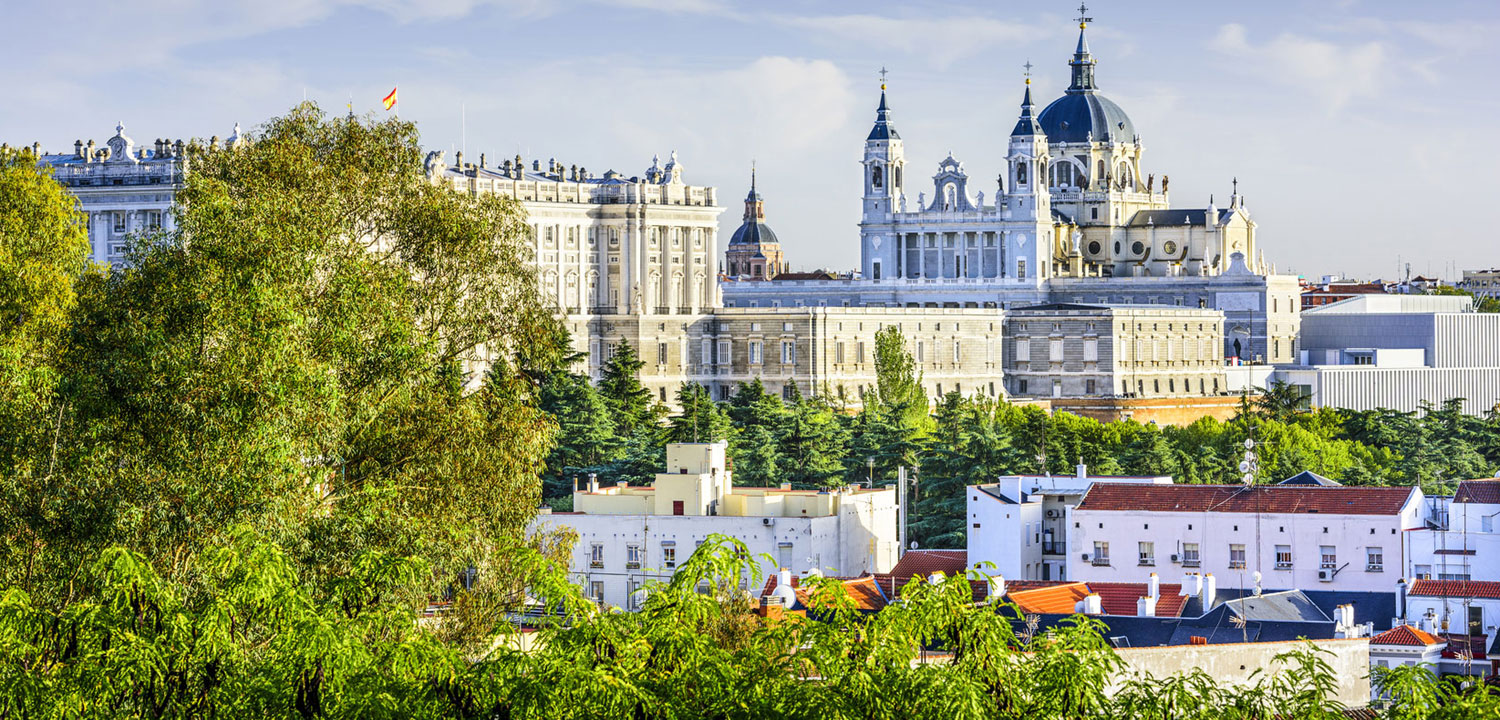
1315 367 1500 415
1433 314 1500 368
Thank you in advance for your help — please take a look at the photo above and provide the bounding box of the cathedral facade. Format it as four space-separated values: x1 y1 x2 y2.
723 15 1299 366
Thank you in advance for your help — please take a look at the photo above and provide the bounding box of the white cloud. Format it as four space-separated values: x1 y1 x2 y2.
1213 23 1386 112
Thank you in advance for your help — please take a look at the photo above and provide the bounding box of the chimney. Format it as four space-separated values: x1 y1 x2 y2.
74 139 83 158
988 574 1005 600
1083 593 1103 615
616 480 627 489
1138 595 1158 616
1344 604 1355 629
1148 572 1160 600
1396 578 1408 620
587 473 598 493
1180 572 1202 597
1189 636 1208 646
1202 573 1217 608
1076 464 1087 480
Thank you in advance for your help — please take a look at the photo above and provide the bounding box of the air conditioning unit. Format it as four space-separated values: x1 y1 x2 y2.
1318 569 1333 582
762 518 774 527
1170 554 1180 564
1045 509 1061 519
1081 553 1091 563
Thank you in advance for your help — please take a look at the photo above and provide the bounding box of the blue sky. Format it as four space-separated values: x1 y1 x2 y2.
5 0 1497 280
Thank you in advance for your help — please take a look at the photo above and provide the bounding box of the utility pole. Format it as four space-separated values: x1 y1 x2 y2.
897 466 908 559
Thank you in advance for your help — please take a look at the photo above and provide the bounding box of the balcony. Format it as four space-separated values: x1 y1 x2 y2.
589 561 604 570
1041 541 1065 556
1091 557 1111 567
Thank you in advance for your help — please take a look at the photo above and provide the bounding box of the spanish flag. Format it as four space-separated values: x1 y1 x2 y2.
382 87 398 111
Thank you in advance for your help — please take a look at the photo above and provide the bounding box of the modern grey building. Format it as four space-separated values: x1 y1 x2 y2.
1275 295 1500 415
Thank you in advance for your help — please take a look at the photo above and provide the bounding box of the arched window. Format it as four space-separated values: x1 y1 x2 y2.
1096 160 1105 185
894 165 902 188
1017 162 1027 184
872 166 883 188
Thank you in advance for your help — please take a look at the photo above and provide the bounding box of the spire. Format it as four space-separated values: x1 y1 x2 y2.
744 164 764 222
1010 63 1043 137
867 67 900 141
1068 3 1098 93
746 162 761 202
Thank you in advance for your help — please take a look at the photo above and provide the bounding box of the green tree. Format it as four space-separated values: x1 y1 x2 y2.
779 391 848 487
538 368 617 498
597 340 662 436
7 106 563 618
667 382 730 443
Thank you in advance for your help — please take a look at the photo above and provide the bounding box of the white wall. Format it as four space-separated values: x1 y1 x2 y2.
1069 503 1421 593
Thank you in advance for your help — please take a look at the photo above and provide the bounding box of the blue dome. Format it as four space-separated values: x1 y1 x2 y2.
730 222 778 246
1037 92 1135 144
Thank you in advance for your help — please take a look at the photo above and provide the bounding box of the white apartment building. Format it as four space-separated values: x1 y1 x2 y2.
1408 479 1500 583
966 468 1172 582
532 442 898 609
1068 483 1425 593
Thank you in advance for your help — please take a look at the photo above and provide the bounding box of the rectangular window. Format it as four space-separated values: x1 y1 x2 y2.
1275 545 1293 569
1182 543 1200 567
1016 339 1031 362
1017 259 1027 279
1084 338 1099 362
672 500 685 516
700 338 712 365
1414 564 1432 580
113 212 126 232
1018 379 1028 394
1366 546 1383 571
627 579 641 610
589 581 604 602
717 339 730 365
1320 545 1337 570
915 341 925 363
856 342 866 363
589 543 604 569
749 340 763 365
836 342 846 364
663 546 677 569
1085 379 1096 394
1470 606 1484 634
657 342 667 365
781 340 796 364
777 542 792 570
626 544 642 569
1138 542 1155 566
1092 541 1109 565
1229 544 1246 569
1049 338 1064 362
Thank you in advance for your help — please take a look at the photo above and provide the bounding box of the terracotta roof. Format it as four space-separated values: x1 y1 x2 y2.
889 550 969 579
760 574 889 611
872 573 989 602
1454 479 1500 505
1088 582 1188 617
1409 579 1500 599
1007 583 1093 614
1370 625 1443 647
1076 484 1415 516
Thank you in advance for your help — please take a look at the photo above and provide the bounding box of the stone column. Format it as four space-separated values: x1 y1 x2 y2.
918 233 927 279
619 222 632 314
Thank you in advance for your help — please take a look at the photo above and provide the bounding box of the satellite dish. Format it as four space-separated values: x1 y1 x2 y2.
1239 461 1251 473
909 541 920 550
1243 439 1255 450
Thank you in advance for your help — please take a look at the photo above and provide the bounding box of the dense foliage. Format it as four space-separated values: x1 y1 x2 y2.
0 108 569 644
13 533 1499 719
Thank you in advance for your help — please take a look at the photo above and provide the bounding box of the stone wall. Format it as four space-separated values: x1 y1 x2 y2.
1112 638 1370 709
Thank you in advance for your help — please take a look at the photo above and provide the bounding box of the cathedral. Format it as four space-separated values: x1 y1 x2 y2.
723 11 1299 367
859 17 1262 284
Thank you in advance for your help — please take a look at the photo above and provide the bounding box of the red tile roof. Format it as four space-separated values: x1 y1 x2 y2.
1076 484 1415 516
1088 582 1188 617
1454 480 1500 505
1370 625 1443 647
888 550 970 580
1409 579 1500 599
1008 583 1093 614
760 574 889 611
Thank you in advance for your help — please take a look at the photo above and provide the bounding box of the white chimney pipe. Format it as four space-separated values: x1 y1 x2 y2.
1148 572 1160 600
1138 596 1158 616
1083 593 1102 615
1180 573 1202 596
989 574 1006 599
779 568 792 587
1076 464 1087 480
1202 573 1217 608
928 572 945 585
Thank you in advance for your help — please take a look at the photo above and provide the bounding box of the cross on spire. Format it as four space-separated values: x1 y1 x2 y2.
879 66 888 90
1023 60 1034 84
1076 2 1092 28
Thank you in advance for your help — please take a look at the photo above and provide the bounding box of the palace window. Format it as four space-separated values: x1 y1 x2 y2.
749 340 763 365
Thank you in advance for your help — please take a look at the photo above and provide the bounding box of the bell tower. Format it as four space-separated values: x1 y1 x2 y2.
860 69 906 281
1004 71 1053 284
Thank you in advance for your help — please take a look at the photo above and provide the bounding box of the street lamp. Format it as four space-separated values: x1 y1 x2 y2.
867 456 875 488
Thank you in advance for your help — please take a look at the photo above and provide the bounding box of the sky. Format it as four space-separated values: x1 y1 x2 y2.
4 0 1497 281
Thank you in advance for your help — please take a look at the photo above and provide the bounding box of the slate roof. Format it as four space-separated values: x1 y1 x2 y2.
1076 484 1415 516
1037 91 1135 144
1409 579 1500 599
1005 581 1187 618
1371 625 1443 647
1454 479 1500 504
1278 471 1342 486
1125 208 1235 227
1221 590 1331 623
729 221 778 247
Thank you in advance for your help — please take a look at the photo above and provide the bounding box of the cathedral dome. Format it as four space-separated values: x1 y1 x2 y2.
729 220 778 246
1036 19 1136 144
1037 92 1135 144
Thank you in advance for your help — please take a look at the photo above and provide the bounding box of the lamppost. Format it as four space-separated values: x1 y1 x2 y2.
867 456 875 488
